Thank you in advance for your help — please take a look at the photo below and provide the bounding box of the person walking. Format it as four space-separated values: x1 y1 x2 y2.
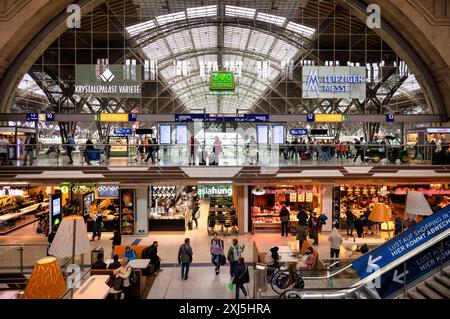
210 232 224 275
191 202 200 228
109 230 122 258
178 238 193 280
212 136 223 165
66 134 75 164
355 217 364 238
297 207 308 227
23 134 36 166
227 238 245 277
346 209 356 236
310 214 320 246
188 135 198 165
296 225 308 253
394 216 403 236
353 137 365 163
280 205 290 237
135 139 146 163
84 135 94 165
233 257 250 299
328 228 343 266
91 210 103 241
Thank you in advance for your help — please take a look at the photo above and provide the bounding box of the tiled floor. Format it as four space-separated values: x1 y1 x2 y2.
147 266 254 299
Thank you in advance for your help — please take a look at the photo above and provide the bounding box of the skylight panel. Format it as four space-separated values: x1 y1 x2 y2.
156 11 186 25
191 27 217 50
247 31 275 55
142 38 171 60
187 5 217 19
270 40 299 61
256 12 286 27
225 5 256 19
126 20 156 37
165 30 193 54
285 21 316 38
224 27 250 49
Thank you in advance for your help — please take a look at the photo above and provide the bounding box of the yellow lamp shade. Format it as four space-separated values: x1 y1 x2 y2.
369 203 391 222
22 257 67 299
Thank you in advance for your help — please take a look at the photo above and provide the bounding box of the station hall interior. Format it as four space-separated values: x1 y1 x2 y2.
0 0 449 301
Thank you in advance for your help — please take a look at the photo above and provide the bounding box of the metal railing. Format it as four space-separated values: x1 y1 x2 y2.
0 142 447 167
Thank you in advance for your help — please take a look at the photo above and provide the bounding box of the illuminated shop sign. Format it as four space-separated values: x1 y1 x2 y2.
264 189 325 195
0 188 24 197
392 188 450 195
426 128 450 134
302 66 366 99
75 65 141 97
61 184 119 195
198 185 233 198
210 72 235 91
97 114 137 122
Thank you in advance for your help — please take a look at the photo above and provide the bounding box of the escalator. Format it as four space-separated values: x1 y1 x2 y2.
281 205 450 299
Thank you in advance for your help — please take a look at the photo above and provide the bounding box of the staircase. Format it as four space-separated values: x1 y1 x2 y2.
400 266 450 299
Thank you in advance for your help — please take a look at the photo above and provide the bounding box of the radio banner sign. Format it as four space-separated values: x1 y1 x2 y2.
302 66 366 99
75 65 142 97
352 205 450 279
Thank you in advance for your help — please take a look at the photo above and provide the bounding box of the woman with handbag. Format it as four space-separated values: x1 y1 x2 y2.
111 257 132 299
210 232 224 275
232 257 250 299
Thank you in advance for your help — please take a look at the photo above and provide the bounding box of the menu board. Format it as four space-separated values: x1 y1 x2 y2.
272 125 285 144
257 125 269 145
159 124 172 144
298 193 305 202
305 193 313 203
176 125 188 144
289 193 297 202
119 189 135 235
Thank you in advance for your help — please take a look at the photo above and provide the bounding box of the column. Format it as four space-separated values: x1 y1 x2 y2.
322 184 334 232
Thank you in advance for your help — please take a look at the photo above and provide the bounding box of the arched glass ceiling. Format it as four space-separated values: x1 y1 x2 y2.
126 5 311 113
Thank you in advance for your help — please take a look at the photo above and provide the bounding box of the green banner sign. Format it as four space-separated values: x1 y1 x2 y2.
210 72 235 91
75 64 142 97
197 185 233 198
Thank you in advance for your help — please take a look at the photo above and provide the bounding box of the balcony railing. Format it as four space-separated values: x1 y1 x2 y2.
0 143 448 167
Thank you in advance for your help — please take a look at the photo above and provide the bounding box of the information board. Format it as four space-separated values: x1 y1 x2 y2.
210 72 235 91
257 125 269 145
272 125 285 144
159 124 172 144
290 129 308 135
176 125 188 144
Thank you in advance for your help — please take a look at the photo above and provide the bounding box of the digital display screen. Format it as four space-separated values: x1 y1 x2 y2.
310 129 328 135
83 192 95 216
272 125 285 144
52 197 61 217
257 125 269 145
176 125 188 144
159 124 172 144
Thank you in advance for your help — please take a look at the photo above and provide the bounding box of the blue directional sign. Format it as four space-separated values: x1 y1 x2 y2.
375 236 450 298
175 114 205 122
128 113 138 122
351 205 450 279
290 129 308 135
307 114 315 122
114 129 132 135
26 113 39 122
246 114 270 122
175 114 269 122
386 114 395 123
45 113 55 122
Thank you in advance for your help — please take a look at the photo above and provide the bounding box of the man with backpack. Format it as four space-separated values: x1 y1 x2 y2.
66 134 75 164
227 238 245 277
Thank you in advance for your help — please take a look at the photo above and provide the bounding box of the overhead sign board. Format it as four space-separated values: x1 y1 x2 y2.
290 129 308 135
174 114 269 122
315 114 343 123
114 129 132 135
26 113 39 122
302 66 366 99
198 185 232 199
351 205 450 280
386 114 395 123
427 128 450 134
98 114 136 122
75 64 141 97
210 72 235 91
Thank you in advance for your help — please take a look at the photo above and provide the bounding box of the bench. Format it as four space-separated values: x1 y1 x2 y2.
90 269 145 299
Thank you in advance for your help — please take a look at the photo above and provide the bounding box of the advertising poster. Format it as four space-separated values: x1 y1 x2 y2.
272 125 285 144
119 189 135 235
49 193 62 230
176 125 188 144
256 125 268 145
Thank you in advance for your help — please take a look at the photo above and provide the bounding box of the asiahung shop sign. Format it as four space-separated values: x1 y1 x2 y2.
197 185 233 198
302 66 366 99
75 65 142 97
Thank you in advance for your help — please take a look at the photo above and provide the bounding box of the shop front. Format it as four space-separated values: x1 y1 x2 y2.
249 185 326 233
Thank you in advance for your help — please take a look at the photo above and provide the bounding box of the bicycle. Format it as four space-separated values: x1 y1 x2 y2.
271 265 305 295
